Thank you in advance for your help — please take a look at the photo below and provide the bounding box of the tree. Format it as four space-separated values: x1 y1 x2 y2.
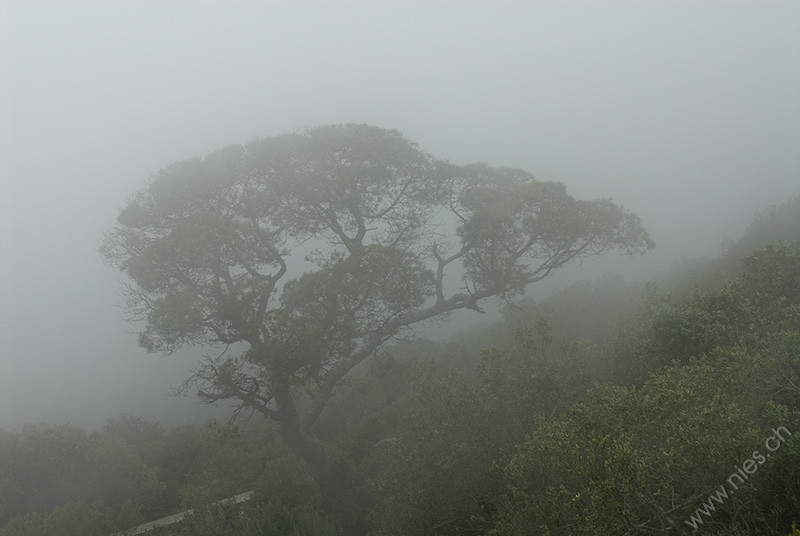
101 124 653 506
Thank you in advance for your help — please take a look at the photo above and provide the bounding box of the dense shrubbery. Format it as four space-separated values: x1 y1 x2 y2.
2 205 799 535
0 418 276 536
368 243 800 536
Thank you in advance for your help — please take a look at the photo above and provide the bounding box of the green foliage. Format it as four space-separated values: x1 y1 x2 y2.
371 324 590 536
738 241 800 316
171 423 269 508
494 349 793 535
455 165 652 292
723 195 800 271
0 501 141 536
0 417 278 534
608 240 800 385
654 196 800 299
648 285 753 363
148 452 344 536
488 240 800 534
147 497 343 536
512 274 648 343
371 240 800 536
0 422 163 526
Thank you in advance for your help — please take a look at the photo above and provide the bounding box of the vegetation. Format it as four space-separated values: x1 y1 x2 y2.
3 160 799 535
0 417 276 536
99 124 652 510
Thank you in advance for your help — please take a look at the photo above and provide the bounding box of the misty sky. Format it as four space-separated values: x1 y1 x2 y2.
1 1 798 429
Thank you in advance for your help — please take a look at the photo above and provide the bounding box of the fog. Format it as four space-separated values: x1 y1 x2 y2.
1 1 798 429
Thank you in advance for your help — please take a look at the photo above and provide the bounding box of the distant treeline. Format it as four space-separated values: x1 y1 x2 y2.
2 196 800 535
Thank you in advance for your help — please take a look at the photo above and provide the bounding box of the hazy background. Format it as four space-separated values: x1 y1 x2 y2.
1 0 798 429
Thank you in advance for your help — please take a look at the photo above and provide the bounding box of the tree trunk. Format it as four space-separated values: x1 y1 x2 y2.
278 419 344 503
272 379 350 510
277 417 372 534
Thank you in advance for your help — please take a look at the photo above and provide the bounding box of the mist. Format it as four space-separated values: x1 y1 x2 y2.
1 0 798 430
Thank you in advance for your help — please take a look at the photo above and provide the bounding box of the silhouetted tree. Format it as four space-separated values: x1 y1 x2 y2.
101 124 652 506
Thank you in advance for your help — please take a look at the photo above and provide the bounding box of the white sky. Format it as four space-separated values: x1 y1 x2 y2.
1 0 798 428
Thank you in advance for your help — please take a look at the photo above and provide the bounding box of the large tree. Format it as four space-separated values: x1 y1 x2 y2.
101 124 653 503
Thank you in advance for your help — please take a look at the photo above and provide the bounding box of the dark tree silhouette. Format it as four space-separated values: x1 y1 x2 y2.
101 124 653 503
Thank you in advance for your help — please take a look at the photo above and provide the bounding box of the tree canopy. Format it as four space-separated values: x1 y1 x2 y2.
101 124 653 502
